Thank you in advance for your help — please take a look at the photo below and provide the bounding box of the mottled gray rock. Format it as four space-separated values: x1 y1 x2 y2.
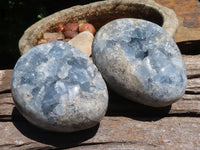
92 18 187 107
11 41 108 132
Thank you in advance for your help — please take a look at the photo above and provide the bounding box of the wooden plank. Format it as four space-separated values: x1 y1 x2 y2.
155 0 200 48
183 55 200 79
1 1 200 149
156 0 200 28
156 0 200 42
0 116 199 149
0 92 200 123
0 70 12 93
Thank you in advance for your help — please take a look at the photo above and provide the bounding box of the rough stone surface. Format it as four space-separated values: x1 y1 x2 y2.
92 18 187 107
19 0 178 54
68 31 94 57
11 41 108 132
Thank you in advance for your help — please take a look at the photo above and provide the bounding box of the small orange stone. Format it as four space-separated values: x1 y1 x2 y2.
79 23 96 35
64 23 79 32
64 31 78 38
57 23 64 32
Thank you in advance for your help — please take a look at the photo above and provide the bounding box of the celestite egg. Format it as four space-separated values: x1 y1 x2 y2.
11 41 108 132
92 18 187 107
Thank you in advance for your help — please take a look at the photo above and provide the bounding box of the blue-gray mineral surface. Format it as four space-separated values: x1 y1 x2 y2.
11 41 108 132
92 18 187 107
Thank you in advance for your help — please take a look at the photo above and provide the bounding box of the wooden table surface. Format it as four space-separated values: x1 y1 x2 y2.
1 0 200 149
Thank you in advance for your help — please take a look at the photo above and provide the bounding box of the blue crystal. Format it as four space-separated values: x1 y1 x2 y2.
92 18 187 107
12 41 108 132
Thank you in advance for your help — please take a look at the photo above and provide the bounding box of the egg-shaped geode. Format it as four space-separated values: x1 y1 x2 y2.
92 18 187 107
11 41 108 132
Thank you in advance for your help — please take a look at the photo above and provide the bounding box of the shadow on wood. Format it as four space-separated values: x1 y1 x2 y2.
177 40 200 55
106 90 172 121
11 107 99 149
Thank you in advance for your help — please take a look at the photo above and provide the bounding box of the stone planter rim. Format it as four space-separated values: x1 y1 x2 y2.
19 0 179 55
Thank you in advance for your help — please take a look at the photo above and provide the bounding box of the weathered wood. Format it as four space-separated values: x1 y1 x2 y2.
0 116 199 149
183 55 200 79
1 1 200 149
0 70 12 93
156 0 200 42
0 93 200 123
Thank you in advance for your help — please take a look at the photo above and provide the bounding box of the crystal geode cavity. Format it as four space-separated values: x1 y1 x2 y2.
92 18 187 107
11 41 108 132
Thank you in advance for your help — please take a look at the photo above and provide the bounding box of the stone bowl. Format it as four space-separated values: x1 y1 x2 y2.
19 0 179 55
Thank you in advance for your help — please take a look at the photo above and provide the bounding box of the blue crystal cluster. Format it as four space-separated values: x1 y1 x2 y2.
12 41 108 132
92 18 187 107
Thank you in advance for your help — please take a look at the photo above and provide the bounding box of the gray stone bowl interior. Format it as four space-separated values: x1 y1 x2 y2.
19 0 178 55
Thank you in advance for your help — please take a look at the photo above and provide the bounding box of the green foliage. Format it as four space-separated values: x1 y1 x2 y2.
8 0 24 8
37 7 47 19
